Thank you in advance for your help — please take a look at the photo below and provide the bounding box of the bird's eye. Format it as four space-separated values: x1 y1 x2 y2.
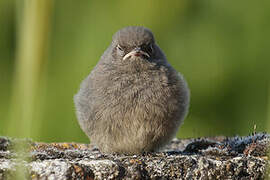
141 43 154 54
117 44 124 51
149 43 154 53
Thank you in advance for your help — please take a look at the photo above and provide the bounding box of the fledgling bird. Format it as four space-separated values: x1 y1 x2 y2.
74 26 190 154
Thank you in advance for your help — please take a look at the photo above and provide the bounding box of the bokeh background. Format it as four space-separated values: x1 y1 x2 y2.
0 0 269 143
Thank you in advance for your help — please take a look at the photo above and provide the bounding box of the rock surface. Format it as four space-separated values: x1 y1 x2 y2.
0 133 269 179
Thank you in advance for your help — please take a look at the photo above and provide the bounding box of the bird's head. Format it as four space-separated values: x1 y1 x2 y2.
111 26 158 62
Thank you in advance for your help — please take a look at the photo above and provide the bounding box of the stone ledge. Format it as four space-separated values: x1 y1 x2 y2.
0 133 269 179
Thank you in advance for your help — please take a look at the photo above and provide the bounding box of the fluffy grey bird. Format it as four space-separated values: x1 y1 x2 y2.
74 26 190 154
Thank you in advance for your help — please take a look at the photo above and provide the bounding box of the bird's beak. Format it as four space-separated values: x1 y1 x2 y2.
123 47 150 60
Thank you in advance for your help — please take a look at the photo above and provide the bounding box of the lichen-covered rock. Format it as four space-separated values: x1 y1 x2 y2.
0 133 269 179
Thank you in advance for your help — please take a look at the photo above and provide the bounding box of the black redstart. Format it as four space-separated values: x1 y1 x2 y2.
74 26 190 154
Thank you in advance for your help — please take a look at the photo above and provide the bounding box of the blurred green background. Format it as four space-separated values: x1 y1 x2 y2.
0 0 269 143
